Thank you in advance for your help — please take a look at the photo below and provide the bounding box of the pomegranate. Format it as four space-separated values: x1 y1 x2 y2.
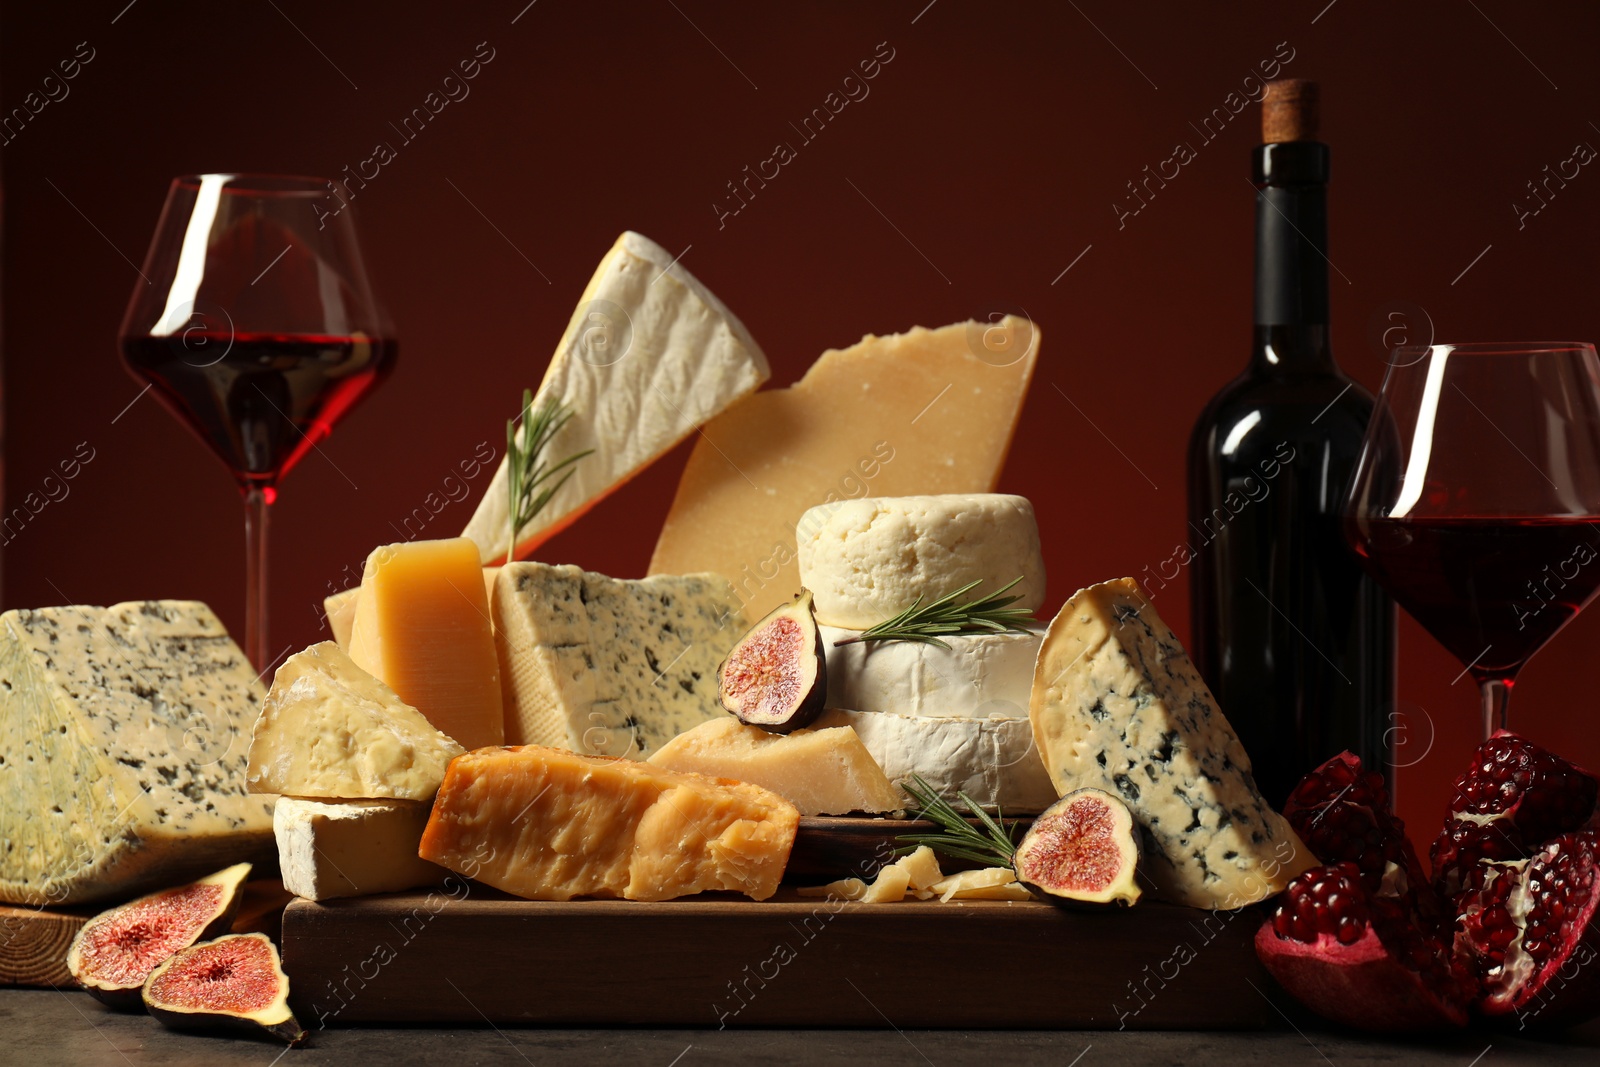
1259 737 1600 1032
1254 864 1470 1031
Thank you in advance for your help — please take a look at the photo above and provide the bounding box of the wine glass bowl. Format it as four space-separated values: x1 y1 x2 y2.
1344 342 1600 739
120 174 397 669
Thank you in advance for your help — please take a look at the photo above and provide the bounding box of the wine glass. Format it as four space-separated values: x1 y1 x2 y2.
1344 342 1600 740
120 174 397 671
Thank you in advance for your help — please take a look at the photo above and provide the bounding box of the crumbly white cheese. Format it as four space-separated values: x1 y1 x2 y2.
246 642 465 801
1030 578 1316 909
273 796 444 901
796 494 1046 629
819 624 1041 718
816 708 1060 814
463 231 770 564
0 602 276 906
492 563 748 757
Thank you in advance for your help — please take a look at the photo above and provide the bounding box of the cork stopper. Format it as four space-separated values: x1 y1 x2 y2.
1262 79 1319 143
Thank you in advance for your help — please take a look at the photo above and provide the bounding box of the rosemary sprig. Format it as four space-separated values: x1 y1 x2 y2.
831 577 1033 649
893 774 1019 867
505 389 594 558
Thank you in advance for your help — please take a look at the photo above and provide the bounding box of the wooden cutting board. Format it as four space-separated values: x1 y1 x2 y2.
281 889 1275 1029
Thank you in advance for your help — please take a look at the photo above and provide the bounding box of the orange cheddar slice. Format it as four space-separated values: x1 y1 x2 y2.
418 746 799 901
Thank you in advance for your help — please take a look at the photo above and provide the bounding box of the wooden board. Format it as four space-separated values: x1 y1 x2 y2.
0 905 88 988
788 815 1034 882
281 889 1274 1029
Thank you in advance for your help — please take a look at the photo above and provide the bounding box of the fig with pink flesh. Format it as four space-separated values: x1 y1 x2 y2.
717 589 826 733
67 862 251 1008
142 932 305 1045
1013 788 1141 907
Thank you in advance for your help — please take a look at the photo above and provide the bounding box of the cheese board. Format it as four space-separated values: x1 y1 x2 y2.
279 889 1274 1029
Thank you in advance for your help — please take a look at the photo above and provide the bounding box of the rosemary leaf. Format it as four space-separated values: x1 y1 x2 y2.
894 773 1018 869
832 577 1034 648
505 390 594 560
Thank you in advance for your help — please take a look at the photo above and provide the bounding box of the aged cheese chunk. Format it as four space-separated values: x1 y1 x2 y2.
273 796 444 901
492 563 746 757
0 602 276 906
247 642 465 801
324 568 497 651
1030 578 1317 910
647 718 902 816
893 845 944 891
463 232 769 565
816 709 1059 814
418 746 798 901
797 494 1046 628
650 318 1039 622
348 538 503 750
819 625 1041 718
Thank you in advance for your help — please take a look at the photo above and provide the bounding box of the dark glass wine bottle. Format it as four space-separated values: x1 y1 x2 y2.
1186 80 1395 808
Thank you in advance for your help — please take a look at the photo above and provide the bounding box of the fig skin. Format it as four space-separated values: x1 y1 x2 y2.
717 589 827 734
1013 788 1142 908
67 862 252 1009
142 933 306 1045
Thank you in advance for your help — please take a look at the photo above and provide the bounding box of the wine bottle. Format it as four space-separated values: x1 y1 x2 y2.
1185 80 1395 807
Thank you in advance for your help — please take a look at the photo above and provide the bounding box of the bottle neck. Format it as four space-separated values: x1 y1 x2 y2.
1252 141 1335 374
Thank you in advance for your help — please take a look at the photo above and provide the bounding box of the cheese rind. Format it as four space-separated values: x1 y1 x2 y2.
650 318 1040 622
419 746 798 901
492 563 746 757
1029 578 1316 910
647 718 902 816
247 642 465 801
463 231 770 565
273 797 444 901
348 538 504 751
819 625 1041 718
815 708 1059 814
797 494 1046 629
0 602 276 906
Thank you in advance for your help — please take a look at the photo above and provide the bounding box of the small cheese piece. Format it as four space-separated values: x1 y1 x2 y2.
324 588 359 648
463 231 770 565
797 864 912 903
647 718 902 816
816 709 1059 814
929 867 1030 902
419 746 798 901
1030 578 1317 910
273 797 445 901
348 538 504 750
0 602 276 906
893 845 944 891
325 568 498 651
493 563 747 756
650 318 1040 622
819 625 1041 718
247 642 465 801
797 494 1046 628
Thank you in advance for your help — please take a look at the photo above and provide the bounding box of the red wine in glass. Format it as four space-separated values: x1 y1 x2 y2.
120 174 396 670
122 332 396 486
1344 343 1600 740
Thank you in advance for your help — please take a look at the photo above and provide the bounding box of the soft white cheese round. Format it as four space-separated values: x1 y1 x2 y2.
819 624 1041 718
796 494 1046 629
817 708 1060 814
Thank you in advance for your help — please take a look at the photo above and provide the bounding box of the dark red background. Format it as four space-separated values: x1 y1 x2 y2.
5 1 1599 850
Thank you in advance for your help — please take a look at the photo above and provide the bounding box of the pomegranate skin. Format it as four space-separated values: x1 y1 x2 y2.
1254 920 1469 1032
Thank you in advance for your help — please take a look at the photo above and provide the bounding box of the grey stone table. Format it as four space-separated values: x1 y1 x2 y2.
3 989 1598 1066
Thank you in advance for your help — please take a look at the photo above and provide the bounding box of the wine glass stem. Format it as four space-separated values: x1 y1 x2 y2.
244 486 270 674
1479 677 1512 741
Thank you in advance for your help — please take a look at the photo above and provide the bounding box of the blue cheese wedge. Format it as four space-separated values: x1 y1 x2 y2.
0 602 276 906
1030 578 1316 910
492 563 748 757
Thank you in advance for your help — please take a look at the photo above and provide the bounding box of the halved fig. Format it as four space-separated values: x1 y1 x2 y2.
142 933 305 1045
717 589 826 733
1013 788 1141 907
67 862 251 1008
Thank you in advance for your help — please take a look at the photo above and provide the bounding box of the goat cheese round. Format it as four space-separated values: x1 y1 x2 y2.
796 494 1046 629
819 624 1041 718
